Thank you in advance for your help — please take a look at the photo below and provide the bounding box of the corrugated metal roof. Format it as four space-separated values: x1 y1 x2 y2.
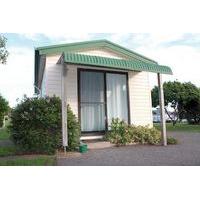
36 39 157 64
63 53 172 75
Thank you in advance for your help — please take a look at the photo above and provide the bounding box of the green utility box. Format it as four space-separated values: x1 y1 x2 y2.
79 143 88 153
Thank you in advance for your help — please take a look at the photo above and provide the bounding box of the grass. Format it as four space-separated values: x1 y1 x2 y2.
0 146 17 157
0 145 57 166
154 123 200 132
0 127 10 140
0 156 56 166
0 126 56 166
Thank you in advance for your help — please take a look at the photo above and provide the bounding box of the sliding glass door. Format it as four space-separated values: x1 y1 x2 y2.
106 73 128 126
80 71 105 132
79 69 129 133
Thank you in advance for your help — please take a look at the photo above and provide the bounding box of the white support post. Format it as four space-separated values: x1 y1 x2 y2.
157 73 167 146
61 63 68 149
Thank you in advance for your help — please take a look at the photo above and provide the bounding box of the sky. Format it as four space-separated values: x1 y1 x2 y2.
0 33 200 107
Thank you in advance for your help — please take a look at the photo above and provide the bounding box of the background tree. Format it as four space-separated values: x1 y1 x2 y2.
0 94 9 127
180 82 200 124
0 35 9 64
152 81 184 125
0 35 9 126
151 81 200 125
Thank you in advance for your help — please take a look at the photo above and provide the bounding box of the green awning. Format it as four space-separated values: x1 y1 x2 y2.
63 53 172 75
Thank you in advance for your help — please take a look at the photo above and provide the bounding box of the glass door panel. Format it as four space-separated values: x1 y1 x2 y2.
80 71 105 132
106 73 128 127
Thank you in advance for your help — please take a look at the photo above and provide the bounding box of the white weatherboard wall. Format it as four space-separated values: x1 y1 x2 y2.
45 55 62 97
129 71 153 127
44 55 79 116
43 49 153 127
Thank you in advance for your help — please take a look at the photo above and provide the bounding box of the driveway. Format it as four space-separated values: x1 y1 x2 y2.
57 132 200 166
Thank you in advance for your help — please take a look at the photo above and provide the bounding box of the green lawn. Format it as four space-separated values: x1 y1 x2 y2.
0 141 57 166
154 123 200 132
0 126 56 166
0 156 56 166
0 127 10 140
0 145 57 165
0 146 17 157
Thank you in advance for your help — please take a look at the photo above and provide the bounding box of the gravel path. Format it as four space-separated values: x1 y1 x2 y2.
57 132 200 166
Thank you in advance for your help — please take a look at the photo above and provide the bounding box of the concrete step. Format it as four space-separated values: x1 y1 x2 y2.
85 141 115 150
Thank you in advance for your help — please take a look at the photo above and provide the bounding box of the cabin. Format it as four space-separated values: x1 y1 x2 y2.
34 40 172 147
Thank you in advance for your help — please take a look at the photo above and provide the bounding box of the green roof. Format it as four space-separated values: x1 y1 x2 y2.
34 39 173 93
63 53 172 75
36 39 157 64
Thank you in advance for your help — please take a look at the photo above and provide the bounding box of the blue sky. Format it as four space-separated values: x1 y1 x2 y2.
1 33 200 107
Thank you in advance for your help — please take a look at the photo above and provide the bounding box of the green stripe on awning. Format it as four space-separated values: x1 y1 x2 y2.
63 53 172 75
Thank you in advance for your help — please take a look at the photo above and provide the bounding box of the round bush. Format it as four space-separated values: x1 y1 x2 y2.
9 96 80 154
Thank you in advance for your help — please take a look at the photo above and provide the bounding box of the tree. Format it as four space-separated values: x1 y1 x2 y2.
180 82 200 124
0 94 9 127
152 81 184 125
0 35 9 64
151 81 200 125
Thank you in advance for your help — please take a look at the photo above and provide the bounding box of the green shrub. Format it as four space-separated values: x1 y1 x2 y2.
167 137 178 145
104 119 132 146
105 118 163 146
67 105 80 151
9 96 80 154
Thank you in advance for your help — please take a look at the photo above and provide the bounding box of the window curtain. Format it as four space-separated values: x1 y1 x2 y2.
106 73 128 127
80 71 105 132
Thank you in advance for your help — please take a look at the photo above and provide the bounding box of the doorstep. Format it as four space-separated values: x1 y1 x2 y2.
80 135 104 140
85 141 116 150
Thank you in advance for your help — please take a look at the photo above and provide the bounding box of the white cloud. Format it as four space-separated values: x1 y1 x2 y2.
107 33 200 88
20 33 41 41
22 33 92 43
135 44 200 88
1 33 200 107
107 33 185 48
147 33 185 46
45 33 91 42
0 46 34 107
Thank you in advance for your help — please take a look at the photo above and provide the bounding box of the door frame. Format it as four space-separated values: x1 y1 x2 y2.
77 67 130 135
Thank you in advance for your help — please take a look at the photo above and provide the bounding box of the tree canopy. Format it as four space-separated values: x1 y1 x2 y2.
152 81 200 125
0 94 9 127
0 35 9 64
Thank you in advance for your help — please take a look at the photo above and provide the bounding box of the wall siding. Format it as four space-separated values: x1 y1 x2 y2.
43 51 153 127
65 65 78 116
128 71 153 127
45 55 62 97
